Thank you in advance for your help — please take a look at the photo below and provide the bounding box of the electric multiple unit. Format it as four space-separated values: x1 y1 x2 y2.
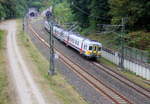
44 21 102 59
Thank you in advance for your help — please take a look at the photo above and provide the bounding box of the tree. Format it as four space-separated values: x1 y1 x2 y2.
109 0 150 31
14 0 28 17
0 0 45 18
0 4 5 20
54 0 74 25
89 0 110 30
68 0 91 28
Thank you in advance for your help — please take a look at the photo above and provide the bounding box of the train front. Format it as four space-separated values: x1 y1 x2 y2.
85 41 102 59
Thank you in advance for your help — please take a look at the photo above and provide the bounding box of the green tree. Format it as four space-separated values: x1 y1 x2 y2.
54 1 74 25
0 4 6 20
109 0 150 30
0 0 45 19
89 0 110 30
68 0 91 28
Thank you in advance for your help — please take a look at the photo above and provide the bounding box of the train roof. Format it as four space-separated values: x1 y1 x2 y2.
53 24 102 45
70 32 100 42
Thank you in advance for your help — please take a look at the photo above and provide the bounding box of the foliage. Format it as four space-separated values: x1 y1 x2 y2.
0 4 6 19
0 0 45 19
89 0 110 30
30 1 43 9
0 30 3 48
126 31 150 50
0 30 10 104
109 0 150 30
40 0 52 11
68 0 91 28
54 0 74 25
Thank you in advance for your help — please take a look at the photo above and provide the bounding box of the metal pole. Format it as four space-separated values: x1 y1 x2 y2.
47 7 55 75
50 21 55 75
119 18 125 68
48 20 51 75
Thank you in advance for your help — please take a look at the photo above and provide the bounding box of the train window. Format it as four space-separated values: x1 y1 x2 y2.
85 45 87 49
94 46 96 51
89 46 92 50
84 45 87 49
98 47 101 51
72 39 74 43
77 41 79 45
75 41 78 45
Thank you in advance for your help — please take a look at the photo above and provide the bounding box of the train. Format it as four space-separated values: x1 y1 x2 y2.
44 21 102 59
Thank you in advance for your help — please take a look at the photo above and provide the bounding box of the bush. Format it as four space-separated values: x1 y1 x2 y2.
127 31 150 50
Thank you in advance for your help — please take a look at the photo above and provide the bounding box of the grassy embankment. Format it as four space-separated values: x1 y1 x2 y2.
0 30 10 104
16 19 88 104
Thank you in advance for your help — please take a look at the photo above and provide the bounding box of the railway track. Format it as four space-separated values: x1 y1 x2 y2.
28 23 134 104
93 62 150 99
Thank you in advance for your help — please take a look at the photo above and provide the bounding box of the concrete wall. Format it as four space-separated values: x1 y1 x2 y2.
102 50 150 80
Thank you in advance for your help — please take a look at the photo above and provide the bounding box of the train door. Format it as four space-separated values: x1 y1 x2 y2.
92 45 99 55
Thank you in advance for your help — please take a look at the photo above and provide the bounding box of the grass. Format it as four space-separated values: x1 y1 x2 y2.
0 30 4 48
0 30 10 104
16 19 88 104
98 57 150 89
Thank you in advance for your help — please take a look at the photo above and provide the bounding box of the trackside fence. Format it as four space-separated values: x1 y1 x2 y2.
102 47 150 80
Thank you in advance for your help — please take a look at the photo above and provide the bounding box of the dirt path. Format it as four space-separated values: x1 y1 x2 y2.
1 20 47 104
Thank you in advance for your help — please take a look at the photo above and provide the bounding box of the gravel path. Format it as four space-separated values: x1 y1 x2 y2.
2 20 47 104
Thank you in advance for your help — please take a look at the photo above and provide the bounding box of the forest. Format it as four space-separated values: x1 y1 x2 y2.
0 0 150 58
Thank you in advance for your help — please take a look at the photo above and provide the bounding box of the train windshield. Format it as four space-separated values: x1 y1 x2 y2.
89 46 92 50
98 47 101 51
93 46 96 51
89 45 101 51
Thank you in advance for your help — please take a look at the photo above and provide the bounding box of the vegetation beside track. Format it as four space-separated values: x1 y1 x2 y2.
17 20 88 104
0 30 10 104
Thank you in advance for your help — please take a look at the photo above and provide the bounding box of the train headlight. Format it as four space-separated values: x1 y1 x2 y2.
93 51 96 54
85 51 91 55
97 52 101 56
